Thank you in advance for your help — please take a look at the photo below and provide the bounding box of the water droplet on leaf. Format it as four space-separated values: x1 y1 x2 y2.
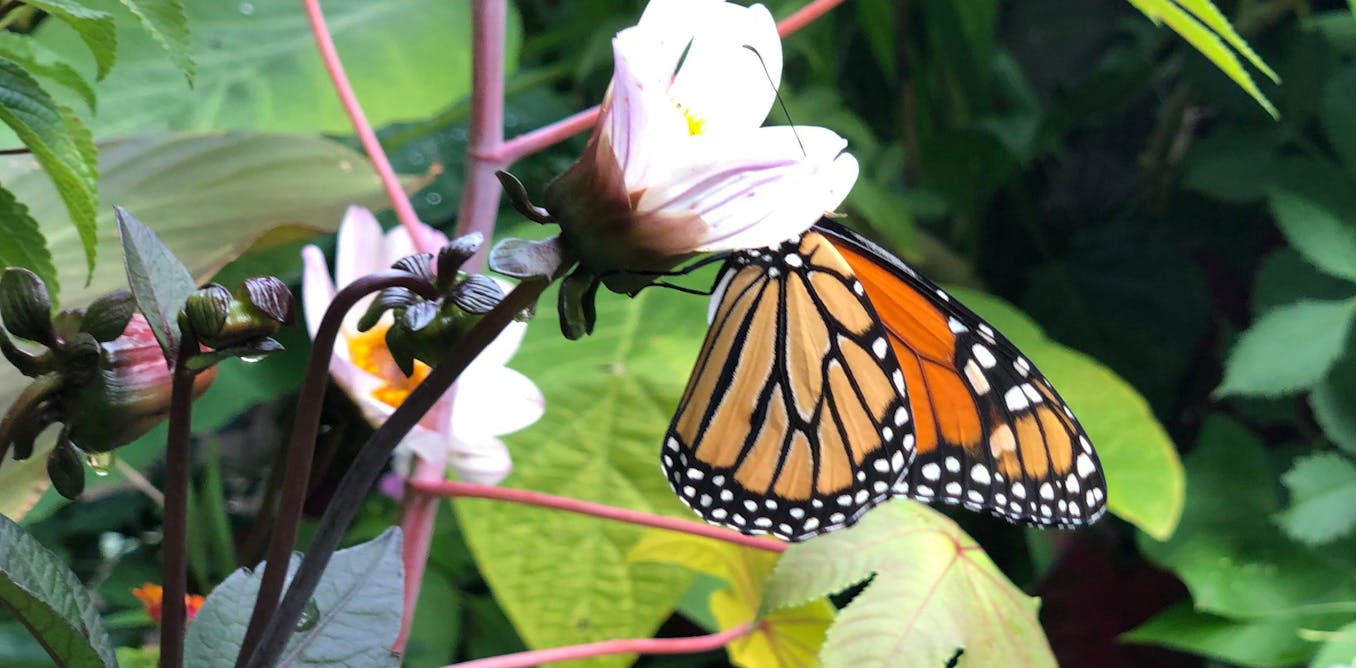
86 451 115 476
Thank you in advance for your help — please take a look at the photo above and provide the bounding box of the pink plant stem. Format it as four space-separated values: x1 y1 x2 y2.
408 479 787 554
490 0 848 164
303 0 436 254
445 622 756 668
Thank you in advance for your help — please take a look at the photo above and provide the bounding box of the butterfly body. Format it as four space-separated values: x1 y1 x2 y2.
664 220 1108 541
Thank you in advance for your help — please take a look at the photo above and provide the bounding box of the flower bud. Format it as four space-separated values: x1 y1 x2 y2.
450 274 503 315
47 436 85 500
436 234 484 291
183 278 295 351
0 268 56 346
80 290 136 343
182 284 232 342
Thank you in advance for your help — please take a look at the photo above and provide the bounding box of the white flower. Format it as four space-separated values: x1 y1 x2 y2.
545 0 859 292
301 207 544 484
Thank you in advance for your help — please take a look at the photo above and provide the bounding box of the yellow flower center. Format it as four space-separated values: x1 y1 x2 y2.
681 104 706 136
346 323 431 408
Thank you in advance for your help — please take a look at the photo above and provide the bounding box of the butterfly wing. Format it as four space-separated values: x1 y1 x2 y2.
815 219 1108 528
664 231 916 542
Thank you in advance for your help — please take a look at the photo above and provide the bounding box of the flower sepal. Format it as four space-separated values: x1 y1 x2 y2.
179 277 295 359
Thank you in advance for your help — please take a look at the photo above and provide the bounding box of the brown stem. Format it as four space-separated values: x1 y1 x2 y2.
159 336 198 668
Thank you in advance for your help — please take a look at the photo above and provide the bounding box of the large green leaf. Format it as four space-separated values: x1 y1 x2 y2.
0 33 97 110
0 57 99 277
27 0 521 136
1310 619 1356 668
1140 416 1356 618
951 288 1185 539
1322 65 1356 175
1312 350 1356 455
0 186 57 298
761 501 1055 667
1267 188 1356 283
0 514 116 667
454 285 710 667
23 0 117 79
1274 452 1356 545
0 132 402 519
185 528 403 667
1217 298 1356 397
116 0 193 84
1124 603 1322 668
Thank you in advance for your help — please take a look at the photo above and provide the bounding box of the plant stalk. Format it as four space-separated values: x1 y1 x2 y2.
159 338 198 668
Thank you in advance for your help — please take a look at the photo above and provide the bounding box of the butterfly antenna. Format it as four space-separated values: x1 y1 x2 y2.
743 44 805 156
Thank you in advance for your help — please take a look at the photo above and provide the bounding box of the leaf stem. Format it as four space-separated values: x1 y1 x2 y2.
301 0 435 253
158 337 198 668
407 480 787 554
233 271 439 667
242 277 550 668
444 622 756 668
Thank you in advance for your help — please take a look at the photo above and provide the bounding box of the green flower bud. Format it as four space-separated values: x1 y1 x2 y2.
80 290 137 343
47 435 85 500
0 268 56 347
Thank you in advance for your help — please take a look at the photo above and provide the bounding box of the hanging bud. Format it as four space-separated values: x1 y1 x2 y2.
47 435 85 500
182 278 295 352
0 268 56 347
80 290 136 343
436 233 484 292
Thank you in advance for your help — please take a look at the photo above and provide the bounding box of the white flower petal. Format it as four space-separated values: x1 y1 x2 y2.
608 31 691 190
334 206 386 289
301 244 336 341
668 3 781 133
447 434 512 485
636 0 723 74
468 318 527 373
452 367 545 438
697 151 859 251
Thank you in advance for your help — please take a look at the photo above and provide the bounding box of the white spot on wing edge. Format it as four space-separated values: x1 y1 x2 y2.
706 269 737 325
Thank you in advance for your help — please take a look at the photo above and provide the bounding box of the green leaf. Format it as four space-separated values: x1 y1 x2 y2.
23 0 117 80
1274 452 1356 545
29 0 522 135
1310 620 1356 668
115 0 193 84
1312 351 1356 455
0 132 405 519
1124 603 1320 668
0 514 116 667
1321 65 1356 174
1126 0 1277 117
0 33 97 110
0 57 99 279
115 207 195 362
1268 189 1356 282
762 501 1055 667
1217 298 1356 397
0 187 58 299
1252 248 1356 317
951 288 1185 539
185 528 403 667
1140 416 1356 618
454 285 709 667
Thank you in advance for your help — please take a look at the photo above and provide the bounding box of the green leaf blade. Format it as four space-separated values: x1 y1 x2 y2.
23 0 117 80
1267 189 1356 282
115 207 196 363
115 0 194 84
1218 298 1356 397
0 514 117 668
1274 452 1356 545
0 186 58 300
1124 603 1321 668
0 33 97 110
0 57 99 280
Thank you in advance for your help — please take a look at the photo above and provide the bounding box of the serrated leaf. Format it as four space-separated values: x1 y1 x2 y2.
23 0 116 80
0 57 99 279
1126 0 1277 118
762 501 1055 668
952 288 1185 539
629 532 832 668
116 0 193 84
0 514 116 667
1312 352 1356 455
454 285 711 667
1217 298 1356 397
28 0 521 136
1139 416 1356 618
0 186 58 299
1124 603 1321 668
1322 66 1356 175
116 207 195 363
0 33 97 110
185 528 403 667
1274 452 1356 545
1174 0 1279 82
1267 189 1356 282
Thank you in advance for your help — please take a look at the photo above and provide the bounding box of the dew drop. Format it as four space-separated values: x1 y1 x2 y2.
296 599 319 631
425 192 442 206
239 354 266 364
238 2 255 15
86 451 114 476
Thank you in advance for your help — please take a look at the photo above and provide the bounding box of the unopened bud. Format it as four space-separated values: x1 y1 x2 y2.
450 274 503 314
182 284 232 342
241 277 295 326
0 268 56 346
436 234 484 291
47 436 85 500
80 290 136 343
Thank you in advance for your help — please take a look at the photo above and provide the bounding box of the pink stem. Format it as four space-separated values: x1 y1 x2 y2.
303 0 437 254
445 623 756 668
409 479 787 554
489 0 849 164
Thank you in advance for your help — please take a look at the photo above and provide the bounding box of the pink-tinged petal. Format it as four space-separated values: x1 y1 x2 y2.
383 219 449 264
377 472 406 501
334 206 386 289
451 367 544 438
668 3 781 133
397 425 452 468
696 151 859 251
301 244 336 341
606 33 689 190
447 434 512 485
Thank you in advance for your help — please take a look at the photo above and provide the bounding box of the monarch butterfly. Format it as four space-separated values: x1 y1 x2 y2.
663 219 1108 542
